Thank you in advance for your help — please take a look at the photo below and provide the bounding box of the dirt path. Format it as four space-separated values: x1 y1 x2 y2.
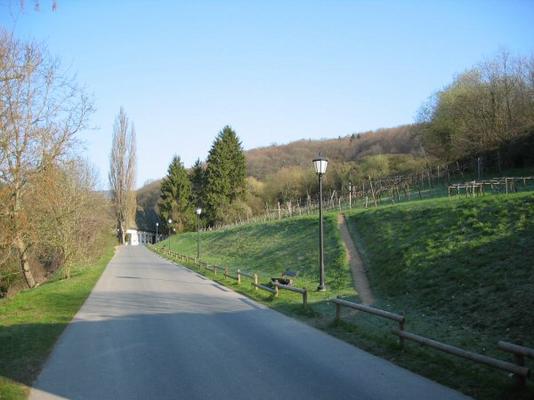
337 213 374 305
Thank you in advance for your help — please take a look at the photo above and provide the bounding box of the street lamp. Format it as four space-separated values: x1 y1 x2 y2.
195 208 202 260
313 156 328 291
167 218 172 250
155 222 159 244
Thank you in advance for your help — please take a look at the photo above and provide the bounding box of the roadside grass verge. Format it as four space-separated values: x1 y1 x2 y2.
152 213 354 313
0 238 116 400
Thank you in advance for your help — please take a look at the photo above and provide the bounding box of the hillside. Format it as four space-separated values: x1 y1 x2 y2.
246 124 420 179
135 124 422 230
344 192 534 344
135 179 161 232
160 214 352 293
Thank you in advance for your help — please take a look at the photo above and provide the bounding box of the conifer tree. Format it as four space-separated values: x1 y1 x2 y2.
189 158 206 209
159 156 193 232
204 126 247 225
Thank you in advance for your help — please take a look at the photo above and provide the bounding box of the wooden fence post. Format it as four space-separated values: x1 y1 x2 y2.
254 273 258 290
514 352 526 386
303 289 308 308
274 284 279 298
224 267 228 279
399 318 405 348
237 269 241 284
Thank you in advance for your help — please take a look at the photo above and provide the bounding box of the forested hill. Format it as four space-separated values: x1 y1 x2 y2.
246 125 420 179
135 124 421 231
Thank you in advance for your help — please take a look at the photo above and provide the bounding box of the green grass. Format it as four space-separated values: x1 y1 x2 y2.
343 191 534 399
345 192 534 342
0 239 116 400
154 213 354 313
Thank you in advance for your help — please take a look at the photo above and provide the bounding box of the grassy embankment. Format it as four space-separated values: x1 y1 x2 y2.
340 191 534 400
0 238 116 400
154 214 354 315
153 191 534 400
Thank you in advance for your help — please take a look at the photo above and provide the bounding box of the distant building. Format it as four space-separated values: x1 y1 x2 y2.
125 229 158 246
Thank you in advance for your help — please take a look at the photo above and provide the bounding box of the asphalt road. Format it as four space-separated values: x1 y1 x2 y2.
30 246 471 400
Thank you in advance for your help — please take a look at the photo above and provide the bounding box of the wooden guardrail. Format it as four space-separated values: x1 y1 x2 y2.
499 341 534 359
393 330 530 385
274 283 308 308
333 298 405 346
239 270 259 288
252 282 278 296
498 341 534 385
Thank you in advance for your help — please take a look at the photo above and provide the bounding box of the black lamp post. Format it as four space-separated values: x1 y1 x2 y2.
167 218 172 251
155 222 159 244
195 208 202 260
313 156 328 291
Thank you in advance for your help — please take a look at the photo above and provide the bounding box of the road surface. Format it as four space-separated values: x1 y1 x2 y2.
30 246 470 400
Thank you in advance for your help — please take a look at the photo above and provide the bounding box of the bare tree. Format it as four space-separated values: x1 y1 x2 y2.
109 108 136 244
0 30 93 287
28 160 112 279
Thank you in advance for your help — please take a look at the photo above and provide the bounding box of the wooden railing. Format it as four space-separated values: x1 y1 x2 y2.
333 297 405 346
274 283 308 308
156 247 308 307
393 330 530 384
498 341 534 386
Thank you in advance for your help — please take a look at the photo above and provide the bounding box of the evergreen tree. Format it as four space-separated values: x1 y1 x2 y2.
159 156 193 232
189 158 206 208
204 126 247 225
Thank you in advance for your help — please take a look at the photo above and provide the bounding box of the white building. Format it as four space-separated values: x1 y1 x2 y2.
125 229 157 246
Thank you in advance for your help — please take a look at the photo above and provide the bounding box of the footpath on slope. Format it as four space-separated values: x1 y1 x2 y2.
337 213 374 305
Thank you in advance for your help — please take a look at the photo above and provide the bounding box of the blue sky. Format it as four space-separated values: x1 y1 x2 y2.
1 1 533 188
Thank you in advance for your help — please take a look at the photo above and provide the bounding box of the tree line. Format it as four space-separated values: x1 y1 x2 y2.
0 30 112 294
158 126 247 233
418 50 534 167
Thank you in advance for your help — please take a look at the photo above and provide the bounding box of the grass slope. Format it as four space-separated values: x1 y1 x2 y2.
167 214 350 286
156 213 354 310
346 192 534 343
0 239 116 400
344 192 534 399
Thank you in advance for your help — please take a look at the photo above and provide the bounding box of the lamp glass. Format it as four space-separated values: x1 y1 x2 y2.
196 208 202 215
313 157 328 175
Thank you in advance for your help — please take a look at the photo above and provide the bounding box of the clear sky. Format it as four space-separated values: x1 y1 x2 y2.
1 1 533 188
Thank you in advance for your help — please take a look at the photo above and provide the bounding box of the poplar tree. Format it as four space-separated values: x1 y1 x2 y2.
204 126 246 225
109 108 137 244
159 156 193 232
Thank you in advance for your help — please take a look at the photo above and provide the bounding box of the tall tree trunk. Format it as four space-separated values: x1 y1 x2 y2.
119 219 126 244
12 182 36 288
14 237 36 288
